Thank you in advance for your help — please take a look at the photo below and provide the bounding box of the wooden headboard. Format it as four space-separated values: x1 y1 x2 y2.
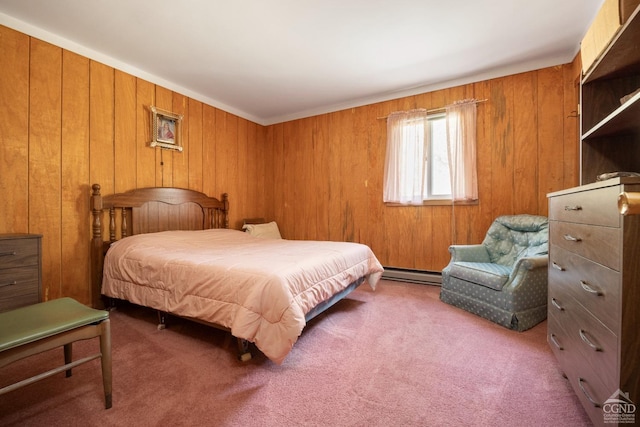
90 184 229 308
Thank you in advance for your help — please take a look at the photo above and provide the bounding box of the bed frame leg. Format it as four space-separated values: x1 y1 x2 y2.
103 297 117 311
157 311 167 330
236 338 252 362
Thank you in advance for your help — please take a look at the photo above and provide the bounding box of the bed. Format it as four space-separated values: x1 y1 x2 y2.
90 184 383 364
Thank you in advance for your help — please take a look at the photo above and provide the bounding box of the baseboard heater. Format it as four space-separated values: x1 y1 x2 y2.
381 267 442 285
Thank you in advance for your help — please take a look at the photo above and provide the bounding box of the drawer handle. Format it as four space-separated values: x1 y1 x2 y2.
564 205 582 211
0 280 17 288
579 329 602 352
0 251 17 257
580 280 603 296
551 262 565 271
578 378 601 408
549 333 563 350
563 234 582 242
551 298 564 311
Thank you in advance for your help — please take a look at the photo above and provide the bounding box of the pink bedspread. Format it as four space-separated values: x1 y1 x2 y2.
102 229 383 363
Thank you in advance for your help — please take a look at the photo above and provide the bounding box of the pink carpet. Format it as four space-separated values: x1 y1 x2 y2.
0 280 591 426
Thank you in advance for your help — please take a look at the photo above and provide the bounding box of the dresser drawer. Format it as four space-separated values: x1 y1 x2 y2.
0 238 40 269
572 307 618 395
548 297 614 426
548 283 584 359
550 221 621 271
549 245 620 333
549 185 620 227
565 363 611 427
547 300 573 356
0 267 40 311
556 295 618 395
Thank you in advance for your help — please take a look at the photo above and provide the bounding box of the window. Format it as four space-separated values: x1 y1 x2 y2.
425 114 451 200
383 101 478 205
383 110 450 204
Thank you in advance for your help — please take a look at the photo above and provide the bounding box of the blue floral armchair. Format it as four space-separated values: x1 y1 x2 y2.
440 214 549 331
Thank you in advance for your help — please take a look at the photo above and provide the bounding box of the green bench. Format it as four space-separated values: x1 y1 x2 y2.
0 297 112 409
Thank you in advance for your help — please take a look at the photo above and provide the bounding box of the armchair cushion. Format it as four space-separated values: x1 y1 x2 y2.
448 262 512 290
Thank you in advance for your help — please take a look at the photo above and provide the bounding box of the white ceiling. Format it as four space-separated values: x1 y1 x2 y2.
0 0 603 125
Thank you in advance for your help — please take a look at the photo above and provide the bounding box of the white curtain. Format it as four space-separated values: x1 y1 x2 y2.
446 100 478 202
383 109 429 204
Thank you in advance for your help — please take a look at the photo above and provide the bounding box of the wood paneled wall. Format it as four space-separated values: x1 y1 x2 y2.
0 26 266 306
1 23 580 306
264 60 581 272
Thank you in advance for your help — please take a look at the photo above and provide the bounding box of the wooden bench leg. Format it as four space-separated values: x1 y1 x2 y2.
99 319 112 409
64 343 73 377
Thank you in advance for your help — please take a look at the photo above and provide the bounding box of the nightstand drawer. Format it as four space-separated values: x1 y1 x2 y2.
0 234 42 312
0 267 40 311
0 238 40 269
550 221 620 271
549 245 620 332
548 185 620 227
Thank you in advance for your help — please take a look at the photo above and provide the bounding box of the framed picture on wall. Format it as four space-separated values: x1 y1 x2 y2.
150 106 183 152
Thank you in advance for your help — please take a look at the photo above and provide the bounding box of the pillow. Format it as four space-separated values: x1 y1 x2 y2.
242 221 282 239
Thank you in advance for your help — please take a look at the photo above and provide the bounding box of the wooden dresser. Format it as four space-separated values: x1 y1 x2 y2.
0 234 42 312
547 178 640 426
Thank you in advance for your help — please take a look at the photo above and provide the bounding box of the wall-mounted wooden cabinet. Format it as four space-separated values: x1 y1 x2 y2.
581 4 640 184
581 0 640 74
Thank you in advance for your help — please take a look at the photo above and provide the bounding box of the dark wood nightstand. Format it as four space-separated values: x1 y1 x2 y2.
0 234 42 312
